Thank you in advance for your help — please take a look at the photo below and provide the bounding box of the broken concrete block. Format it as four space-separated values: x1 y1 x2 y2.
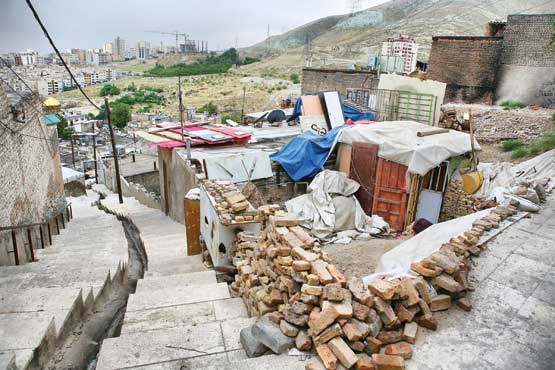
309 306 340 336
323 283 345 302
371 354 405 370
316 344 338 370
368 279 396 300
296 330 313 351
328 337 359 369
384 342 413 359
402 322 418 344
283 308 308 326
240 326 268 358
251 317 295 354
430 294 451 312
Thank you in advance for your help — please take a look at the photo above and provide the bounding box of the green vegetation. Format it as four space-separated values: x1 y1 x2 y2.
501 139 524 152
503 134 555 159
56 116 73 140
548 16 555 48
290 73 300 84
111 104 131 129
500 100 526 110
63 85 78 92
126 82 137 92
198 101 218 114
146 48 258 77
550 112 555 124
99 83 121 97
221 112 242 123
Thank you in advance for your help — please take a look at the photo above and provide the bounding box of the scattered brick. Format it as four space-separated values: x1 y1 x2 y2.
328 337 359 369
402 322 418 344
384 341 413 359
371 354 405 370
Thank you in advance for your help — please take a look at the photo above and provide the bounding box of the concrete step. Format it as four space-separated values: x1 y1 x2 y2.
126 282 230 312
96 316 256 370
121 297 248 334
146 256 206 276
135 270 217 293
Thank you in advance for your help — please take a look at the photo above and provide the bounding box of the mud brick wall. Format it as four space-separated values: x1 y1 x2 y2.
302 68 379 98
0 87 65 265
427 36 503 104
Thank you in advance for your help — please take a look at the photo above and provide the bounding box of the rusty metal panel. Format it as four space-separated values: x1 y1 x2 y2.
184 198 201 256
349 142 378 215
372 159 408 231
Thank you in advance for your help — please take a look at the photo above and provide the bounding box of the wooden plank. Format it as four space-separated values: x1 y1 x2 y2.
337 144 352 175
349 142 378 216
301 95 325 116
184 198 202 256
372 159 408 231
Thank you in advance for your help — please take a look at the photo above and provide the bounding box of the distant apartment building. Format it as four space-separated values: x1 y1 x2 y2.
71 48 87 65
136 41 151 60
47 79 64 94
113 36 126 61
85 50 109 66
103 42 113 54
381 35 418 74
15 51 39 66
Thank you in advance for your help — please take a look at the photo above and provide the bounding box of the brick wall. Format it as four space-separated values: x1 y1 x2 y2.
0 87 65 265
501 14 555 67
302 68 379 98
427 36 503 104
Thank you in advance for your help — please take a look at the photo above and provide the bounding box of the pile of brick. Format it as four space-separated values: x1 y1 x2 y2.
440 180 497 222
236 204 516 370
203 180 260 224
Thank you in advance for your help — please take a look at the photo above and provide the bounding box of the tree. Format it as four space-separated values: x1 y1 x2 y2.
99 84 121 97
198 101 218 114
56 116 73 140
111 103 131 129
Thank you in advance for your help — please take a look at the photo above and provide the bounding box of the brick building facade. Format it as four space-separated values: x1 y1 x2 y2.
428 14 555 107
0 86 65 265
427 36 503 104
301 68 379 98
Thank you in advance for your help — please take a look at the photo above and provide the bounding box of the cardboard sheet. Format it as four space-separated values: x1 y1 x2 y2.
301 96 324 116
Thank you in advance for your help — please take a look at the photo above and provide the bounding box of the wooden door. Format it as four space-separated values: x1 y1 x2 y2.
349 142 378 215
372 159 408 231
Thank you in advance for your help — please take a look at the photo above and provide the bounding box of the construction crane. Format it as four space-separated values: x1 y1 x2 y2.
145 30 189 55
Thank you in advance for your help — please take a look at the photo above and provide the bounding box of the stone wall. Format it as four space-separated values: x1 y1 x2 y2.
427 36 503 104
125 170 160 195
496 14 555 107
0 87 65 265
302 68 379 98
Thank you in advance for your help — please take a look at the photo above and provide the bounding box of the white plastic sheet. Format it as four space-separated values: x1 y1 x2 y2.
338 121 479 176
285 170 389 240
373 208 493 277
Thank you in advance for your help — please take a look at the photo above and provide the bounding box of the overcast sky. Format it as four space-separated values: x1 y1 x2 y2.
0 0 388 53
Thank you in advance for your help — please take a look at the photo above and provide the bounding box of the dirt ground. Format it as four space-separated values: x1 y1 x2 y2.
322 237 407 281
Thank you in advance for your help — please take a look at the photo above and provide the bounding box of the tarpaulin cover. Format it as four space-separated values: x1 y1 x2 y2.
338 121 480 176
285 170 390 239
270 125 344 181
341 103 375 121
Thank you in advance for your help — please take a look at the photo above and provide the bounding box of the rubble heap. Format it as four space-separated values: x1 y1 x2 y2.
440 180 498 221
203 180 260 224
235 204 517 370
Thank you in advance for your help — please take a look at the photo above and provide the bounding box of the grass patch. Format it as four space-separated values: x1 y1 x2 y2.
500 100 526 110
511 147 529 159
528 133 555 155
501 139 524 152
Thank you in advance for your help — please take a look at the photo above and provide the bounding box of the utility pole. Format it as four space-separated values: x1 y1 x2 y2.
105 97 123 204
178 76 191 159
240 86 246 123
92 121 98 184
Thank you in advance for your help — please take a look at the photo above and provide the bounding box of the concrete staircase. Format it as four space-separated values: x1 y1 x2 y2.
94 186 304 370
0 192 129 370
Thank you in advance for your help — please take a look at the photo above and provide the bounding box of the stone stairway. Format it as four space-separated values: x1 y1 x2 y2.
0 192 129 370
94 186 305 370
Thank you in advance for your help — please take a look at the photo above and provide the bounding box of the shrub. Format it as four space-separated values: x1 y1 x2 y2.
528 134 555 155
290 73 300 84
198 101 218 114
99 84 121 97
501 139 524 152
511 147 528 159
500 100 526 110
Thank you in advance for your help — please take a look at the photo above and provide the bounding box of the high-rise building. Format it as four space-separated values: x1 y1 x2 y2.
112 36 126 61
136 41 150 60
381 35 418 74
103 42 113 54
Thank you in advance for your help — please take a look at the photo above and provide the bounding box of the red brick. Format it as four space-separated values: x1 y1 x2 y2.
316 344 338 370
371 354 405 370
384 342 413 359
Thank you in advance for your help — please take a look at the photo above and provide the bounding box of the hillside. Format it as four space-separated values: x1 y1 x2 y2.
242 0 555 74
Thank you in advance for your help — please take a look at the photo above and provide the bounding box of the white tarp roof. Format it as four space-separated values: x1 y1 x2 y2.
62 166 85 183
338 121 480 176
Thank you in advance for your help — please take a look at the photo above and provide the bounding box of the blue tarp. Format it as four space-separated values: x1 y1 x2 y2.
270 125 345 181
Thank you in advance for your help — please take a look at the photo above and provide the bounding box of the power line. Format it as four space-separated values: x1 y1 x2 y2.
0 118 58 143
25 0 101 111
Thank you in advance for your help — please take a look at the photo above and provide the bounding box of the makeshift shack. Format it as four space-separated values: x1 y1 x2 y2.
335 121 479 231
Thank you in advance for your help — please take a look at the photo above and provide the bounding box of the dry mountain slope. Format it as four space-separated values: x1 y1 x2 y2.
244 0 555 66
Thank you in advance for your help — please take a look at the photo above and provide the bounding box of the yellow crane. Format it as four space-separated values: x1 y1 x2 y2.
145 30 189 55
